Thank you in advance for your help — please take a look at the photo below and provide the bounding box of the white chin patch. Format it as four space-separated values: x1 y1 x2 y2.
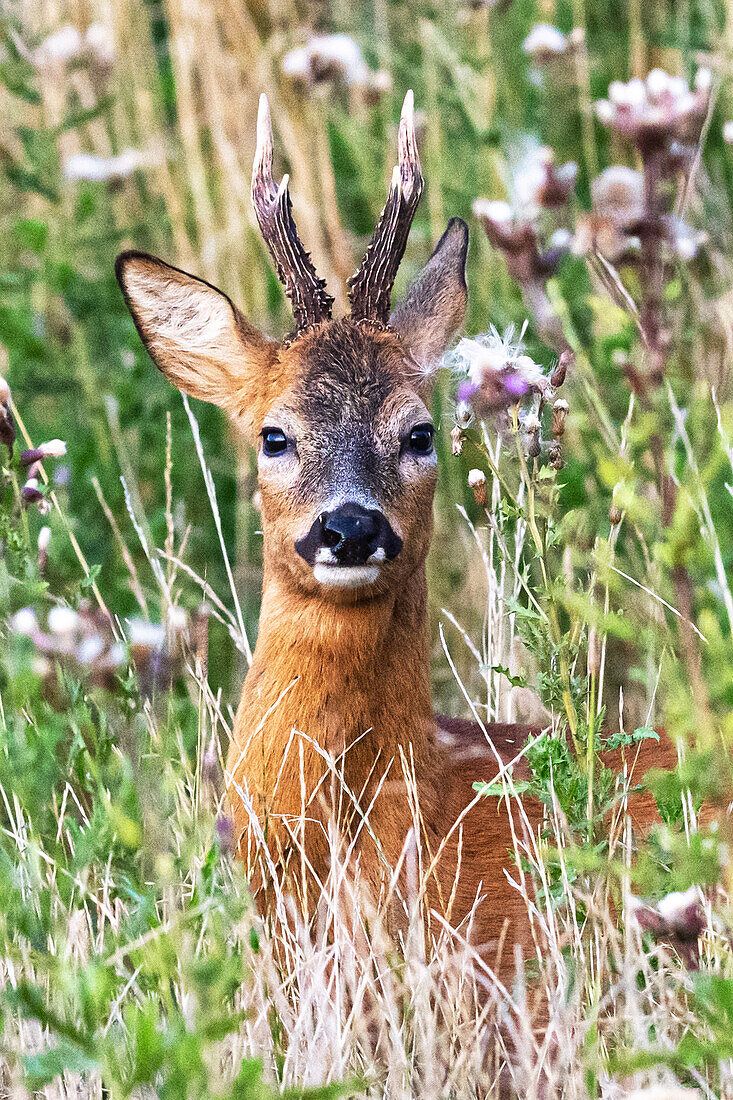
313 564 381 589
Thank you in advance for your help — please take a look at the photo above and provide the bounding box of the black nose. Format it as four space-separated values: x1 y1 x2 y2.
295 503 403 567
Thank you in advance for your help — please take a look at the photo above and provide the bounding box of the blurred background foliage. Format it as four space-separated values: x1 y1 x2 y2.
3 0 733 1094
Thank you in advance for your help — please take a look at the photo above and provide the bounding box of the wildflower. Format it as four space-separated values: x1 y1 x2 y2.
48 605 81 637
664 216 706 261
0 376 15 453
21 477 44 505
63 149 148 183
468 468 487 507
450 329 547 415
85 23 115 67
552 398 569 436
20 438 67 465
216 815 235 857
609 503 622 525
473 196 570 285
33 25 84 68
591 166 645 227
595 68 711 149
10 607 39 637
723 120 733 144
514 148 577 214
522 24 568 64
76 635 105 665
126 618 166 650
282 34 390 99
450 425 465 455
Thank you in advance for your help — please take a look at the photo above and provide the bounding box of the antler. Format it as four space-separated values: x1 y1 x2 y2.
348 90 424 324
252 94 334 332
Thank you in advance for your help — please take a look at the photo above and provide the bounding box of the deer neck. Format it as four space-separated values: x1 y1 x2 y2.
236 562 437 808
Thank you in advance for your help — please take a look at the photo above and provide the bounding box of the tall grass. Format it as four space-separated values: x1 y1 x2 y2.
2 0 733 1095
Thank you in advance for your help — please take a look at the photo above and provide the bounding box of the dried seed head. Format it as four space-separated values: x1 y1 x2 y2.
468 468 488 506
552 397 569 436
609 503 623 525
450 425 465 456
38 525 51 568
587 627 599 676
550 349 573 387
522 23 568 63
724 120 733 144
548 442 563 469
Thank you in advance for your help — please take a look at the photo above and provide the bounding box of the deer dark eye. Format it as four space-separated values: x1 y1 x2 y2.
261 427 289 456
406 423 434 455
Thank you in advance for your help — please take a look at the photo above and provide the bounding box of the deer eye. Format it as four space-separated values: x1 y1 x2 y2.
405 423 434 456
261 427 289 457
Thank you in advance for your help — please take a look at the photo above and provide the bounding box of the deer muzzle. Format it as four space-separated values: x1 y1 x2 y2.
295 503 402 588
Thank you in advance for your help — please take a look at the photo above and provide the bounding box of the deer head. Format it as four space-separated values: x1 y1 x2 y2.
116 92 468 602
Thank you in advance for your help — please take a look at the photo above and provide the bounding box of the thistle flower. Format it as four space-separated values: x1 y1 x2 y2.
21 477 44 505
450 328 547 414
282 34 391 99
657 885 704 940
522 24 568 64
33 22 115 70
33 25 84 67
48 605 81 638
514 148 578 214
10 607 39 637
84 23 115 68
591 166 645 227
0 376 15 453
595 68 711 149
20 439 67 465
723 120 733 144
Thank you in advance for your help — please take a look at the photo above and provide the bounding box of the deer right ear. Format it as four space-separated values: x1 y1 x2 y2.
115 251 277 434
390 217 468 376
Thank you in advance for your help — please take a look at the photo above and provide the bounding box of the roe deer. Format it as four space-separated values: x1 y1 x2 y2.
116 92 675 971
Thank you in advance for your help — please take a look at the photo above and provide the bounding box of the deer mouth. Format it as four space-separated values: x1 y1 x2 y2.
312 562 383 588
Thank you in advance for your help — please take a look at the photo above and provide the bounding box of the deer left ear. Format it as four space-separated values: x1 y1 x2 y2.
390 217 468 373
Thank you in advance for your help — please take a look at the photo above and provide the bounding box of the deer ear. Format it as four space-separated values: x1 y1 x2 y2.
115 251 277 435
390 217 468 373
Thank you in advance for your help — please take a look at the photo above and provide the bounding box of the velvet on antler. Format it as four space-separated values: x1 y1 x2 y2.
347 90 424 324
251 94 334 332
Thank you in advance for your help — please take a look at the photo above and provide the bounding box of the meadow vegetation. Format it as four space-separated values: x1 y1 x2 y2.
1 0 733 1095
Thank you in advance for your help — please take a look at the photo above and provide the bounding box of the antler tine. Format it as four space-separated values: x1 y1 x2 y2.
252 94 333 333
348 90 424 324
